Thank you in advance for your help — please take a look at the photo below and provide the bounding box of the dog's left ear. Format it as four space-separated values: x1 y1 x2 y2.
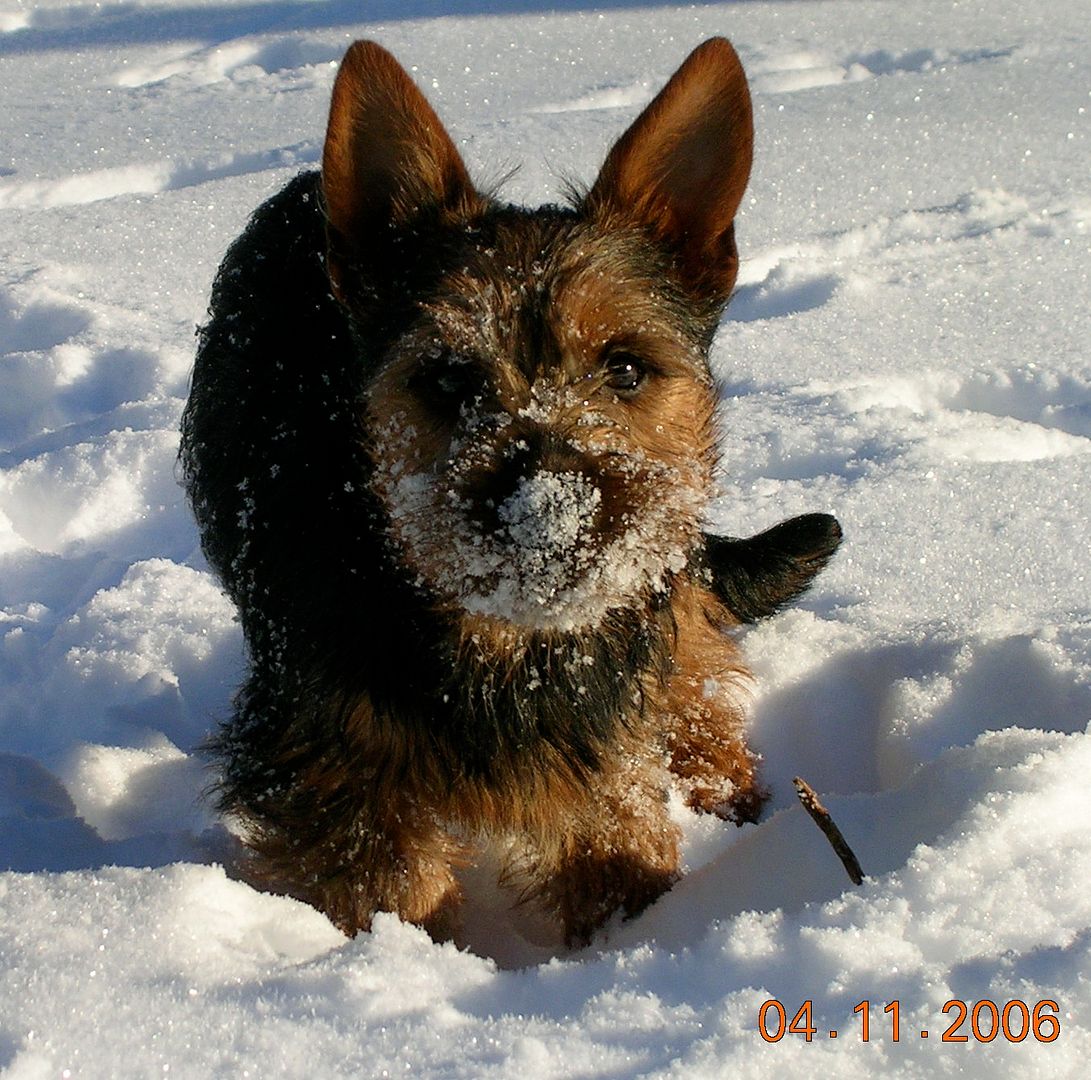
585 38 753 304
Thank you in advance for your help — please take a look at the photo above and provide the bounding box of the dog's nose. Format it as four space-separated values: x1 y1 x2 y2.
495 469 603 557
527 430 589 477
461 429 601 536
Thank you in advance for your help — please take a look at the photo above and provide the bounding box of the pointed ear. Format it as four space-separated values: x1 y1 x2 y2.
322 41 483 297
585 38 753 304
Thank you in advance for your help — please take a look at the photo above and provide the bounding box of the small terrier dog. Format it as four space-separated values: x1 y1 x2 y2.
180 38 841 945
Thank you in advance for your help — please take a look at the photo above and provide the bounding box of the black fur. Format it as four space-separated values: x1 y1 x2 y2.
180 173 677 792
702 513 843 623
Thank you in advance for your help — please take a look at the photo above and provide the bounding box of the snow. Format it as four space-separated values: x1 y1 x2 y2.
1 0 1089 1075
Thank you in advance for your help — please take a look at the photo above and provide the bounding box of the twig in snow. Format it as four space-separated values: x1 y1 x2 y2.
793 776 865 886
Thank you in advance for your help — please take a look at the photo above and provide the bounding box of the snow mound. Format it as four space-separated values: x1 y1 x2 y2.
1 0 1090 1074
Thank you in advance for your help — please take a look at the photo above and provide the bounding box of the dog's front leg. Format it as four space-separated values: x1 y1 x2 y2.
243 789 465 939
217 695 465 938
329 803 465 939
661 578 769 823
516 754 681 947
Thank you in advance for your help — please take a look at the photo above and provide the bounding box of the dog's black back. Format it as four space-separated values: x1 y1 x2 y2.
182 173 423 783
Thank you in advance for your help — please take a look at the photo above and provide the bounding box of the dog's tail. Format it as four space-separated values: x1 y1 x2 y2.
703 513 843 623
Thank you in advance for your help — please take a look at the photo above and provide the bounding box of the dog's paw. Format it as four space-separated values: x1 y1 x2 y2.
555 857 680 948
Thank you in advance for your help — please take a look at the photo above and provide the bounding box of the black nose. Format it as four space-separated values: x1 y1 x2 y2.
460 429 597 533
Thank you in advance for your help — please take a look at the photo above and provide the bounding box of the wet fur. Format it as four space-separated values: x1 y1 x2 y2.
180 39 839 944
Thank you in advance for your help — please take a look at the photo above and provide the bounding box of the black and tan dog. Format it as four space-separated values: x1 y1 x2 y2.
180 38 841 945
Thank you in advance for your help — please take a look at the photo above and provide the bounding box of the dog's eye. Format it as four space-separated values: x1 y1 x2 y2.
411 352 485 407
436 364 480 399
604 353 647 395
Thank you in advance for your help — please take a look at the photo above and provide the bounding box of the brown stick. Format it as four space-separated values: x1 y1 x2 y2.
792 776 865 886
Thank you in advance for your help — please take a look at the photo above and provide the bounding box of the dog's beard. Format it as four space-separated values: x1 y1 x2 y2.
372 403 707 632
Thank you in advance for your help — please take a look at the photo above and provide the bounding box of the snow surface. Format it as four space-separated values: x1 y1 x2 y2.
1 0 1090 1075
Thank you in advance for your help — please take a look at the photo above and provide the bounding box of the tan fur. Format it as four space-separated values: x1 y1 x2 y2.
322 40 487 298
587 37 753 301
661 578 767 820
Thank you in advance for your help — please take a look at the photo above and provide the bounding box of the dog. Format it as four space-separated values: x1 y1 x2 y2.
180 37 841 945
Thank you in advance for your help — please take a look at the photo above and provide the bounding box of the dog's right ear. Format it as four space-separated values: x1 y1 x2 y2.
322 41 483 299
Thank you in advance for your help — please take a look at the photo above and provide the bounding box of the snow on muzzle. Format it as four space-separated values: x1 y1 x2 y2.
382 410 699 631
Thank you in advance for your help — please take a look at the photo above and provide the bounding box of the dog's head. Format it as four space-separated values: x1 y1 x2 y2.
321 40 753 632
